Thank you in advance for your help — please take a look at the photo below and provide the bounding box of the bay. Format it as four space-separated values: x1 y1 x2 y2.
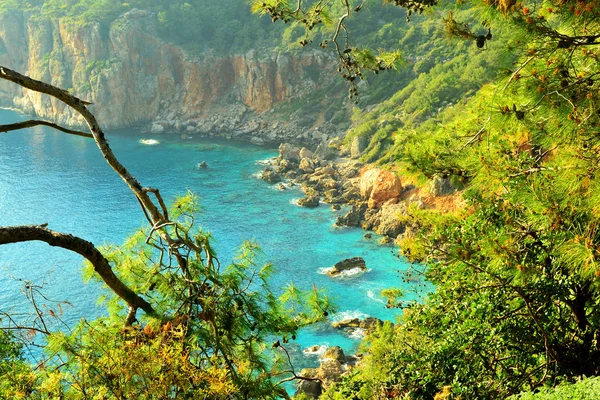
0 107 420 368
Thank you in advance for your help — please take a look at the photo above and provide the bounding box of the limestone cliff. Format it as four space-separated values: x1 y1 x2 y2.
0 9 343 145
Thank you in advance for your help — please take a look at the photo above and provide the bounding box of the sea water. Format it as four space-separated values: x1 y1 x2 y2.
0 108 424 370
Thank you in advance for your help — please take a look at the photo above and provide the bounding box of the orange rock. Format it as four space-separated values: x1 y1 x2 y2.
359 168 402 208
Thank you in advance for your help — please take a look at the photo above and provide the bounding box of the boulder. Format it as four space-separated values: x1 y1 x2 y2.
375 203 408 237
299 147 314 159
299 157 315 173
298 196 320 208
314 142 338 160
313 166 336 177
335 204 366 227
332 318 361 329
322 346 346 364
279 143 301 162
430 174 457 196
328 257 366 276
284 170 297 179
331 204 341 211
261 169 281 183
380 236 393 244
150 122 165 134
359 168 402 208
276 159 295 173
317 360 344 385
350 135 368 159
360 317 385 333
197 161 208 169
295 368 322 399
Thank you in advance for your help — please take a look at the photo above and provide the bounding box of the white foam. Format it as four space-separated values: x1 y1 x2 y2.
290 198 301 206
332 310 368 322
318 267 370 278
303 345 328 357
349 328 366 340
139 139 160 145
251 172 263 179
255 158 277 166
367 290 385 304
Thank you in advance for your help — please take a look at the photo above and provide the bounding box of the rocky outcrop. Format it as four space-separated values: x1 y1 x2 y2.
298 195 320 208
322 346 346 364
0 9 343 146
260 169 281 183
328 257 366 276
359 168 402 208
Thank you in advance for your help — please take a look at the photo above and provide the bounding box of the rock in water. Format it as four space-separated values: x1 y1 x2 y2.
322 346 346 364
298 196 320 208
332 318 361 329
328 257 366 276
198 160 208 168
261 169 281 183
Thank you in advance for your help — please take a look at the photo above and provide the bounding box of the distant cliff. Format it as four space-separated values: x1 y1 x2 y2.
0 9 344 146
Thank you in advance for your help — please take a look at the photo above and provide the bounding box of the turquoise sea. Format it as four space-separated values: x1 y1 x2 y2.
0 108 422 371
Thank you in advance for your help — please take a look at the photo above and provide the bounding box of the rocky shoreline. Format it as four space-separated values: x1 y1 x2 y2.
146 104 346 149
257 141 460 398
259 140 453 247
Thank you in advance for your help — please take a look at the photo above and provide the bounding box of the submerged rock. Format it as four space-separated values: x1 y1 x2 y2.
298 196 320 208
328 257 366 276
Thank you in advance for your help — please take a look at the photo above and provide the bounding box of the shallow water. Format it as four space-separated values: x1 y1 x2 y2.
0 108 423 370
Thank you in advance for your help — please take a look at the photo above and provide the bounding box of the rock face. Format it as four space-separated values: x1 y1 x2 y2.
359 168 402 208
0 9 342 146
328 257 366 276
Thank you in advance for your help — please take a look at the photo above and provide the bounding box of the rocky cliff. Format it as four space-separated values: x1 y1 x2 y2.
0 9 344 146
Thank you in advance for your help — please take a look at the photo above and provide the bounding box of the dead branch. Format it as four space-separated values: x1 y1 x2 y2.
0 119 93 138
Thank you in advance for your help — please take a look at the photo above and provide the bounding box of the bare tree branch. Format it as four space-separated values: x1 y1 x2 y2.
0 225 157 320
0 119 93 138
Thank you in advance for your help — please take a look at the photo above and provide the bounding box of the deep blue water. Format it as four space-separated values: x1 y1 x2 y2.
0 108 420 370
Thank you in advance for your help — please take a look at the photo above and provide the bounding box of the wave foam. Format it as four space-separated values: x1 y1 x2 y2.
349 328 366 340
367 290 385 304
303 345 328 357
139 139 160 145
318 267 369 278
255 158 276 166
332 310 368 322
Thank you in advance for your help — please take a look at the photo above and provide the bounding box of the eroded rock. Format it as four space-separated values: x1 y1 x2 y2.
328 257 366 276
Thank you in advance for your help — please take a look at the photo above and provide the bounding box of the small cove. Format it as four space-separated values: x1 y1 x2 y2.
0 108 424 369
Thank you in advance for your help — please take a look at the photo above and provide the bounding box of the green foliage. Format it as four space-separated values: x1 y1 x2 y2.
511 376 600 400
2 194 332 398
